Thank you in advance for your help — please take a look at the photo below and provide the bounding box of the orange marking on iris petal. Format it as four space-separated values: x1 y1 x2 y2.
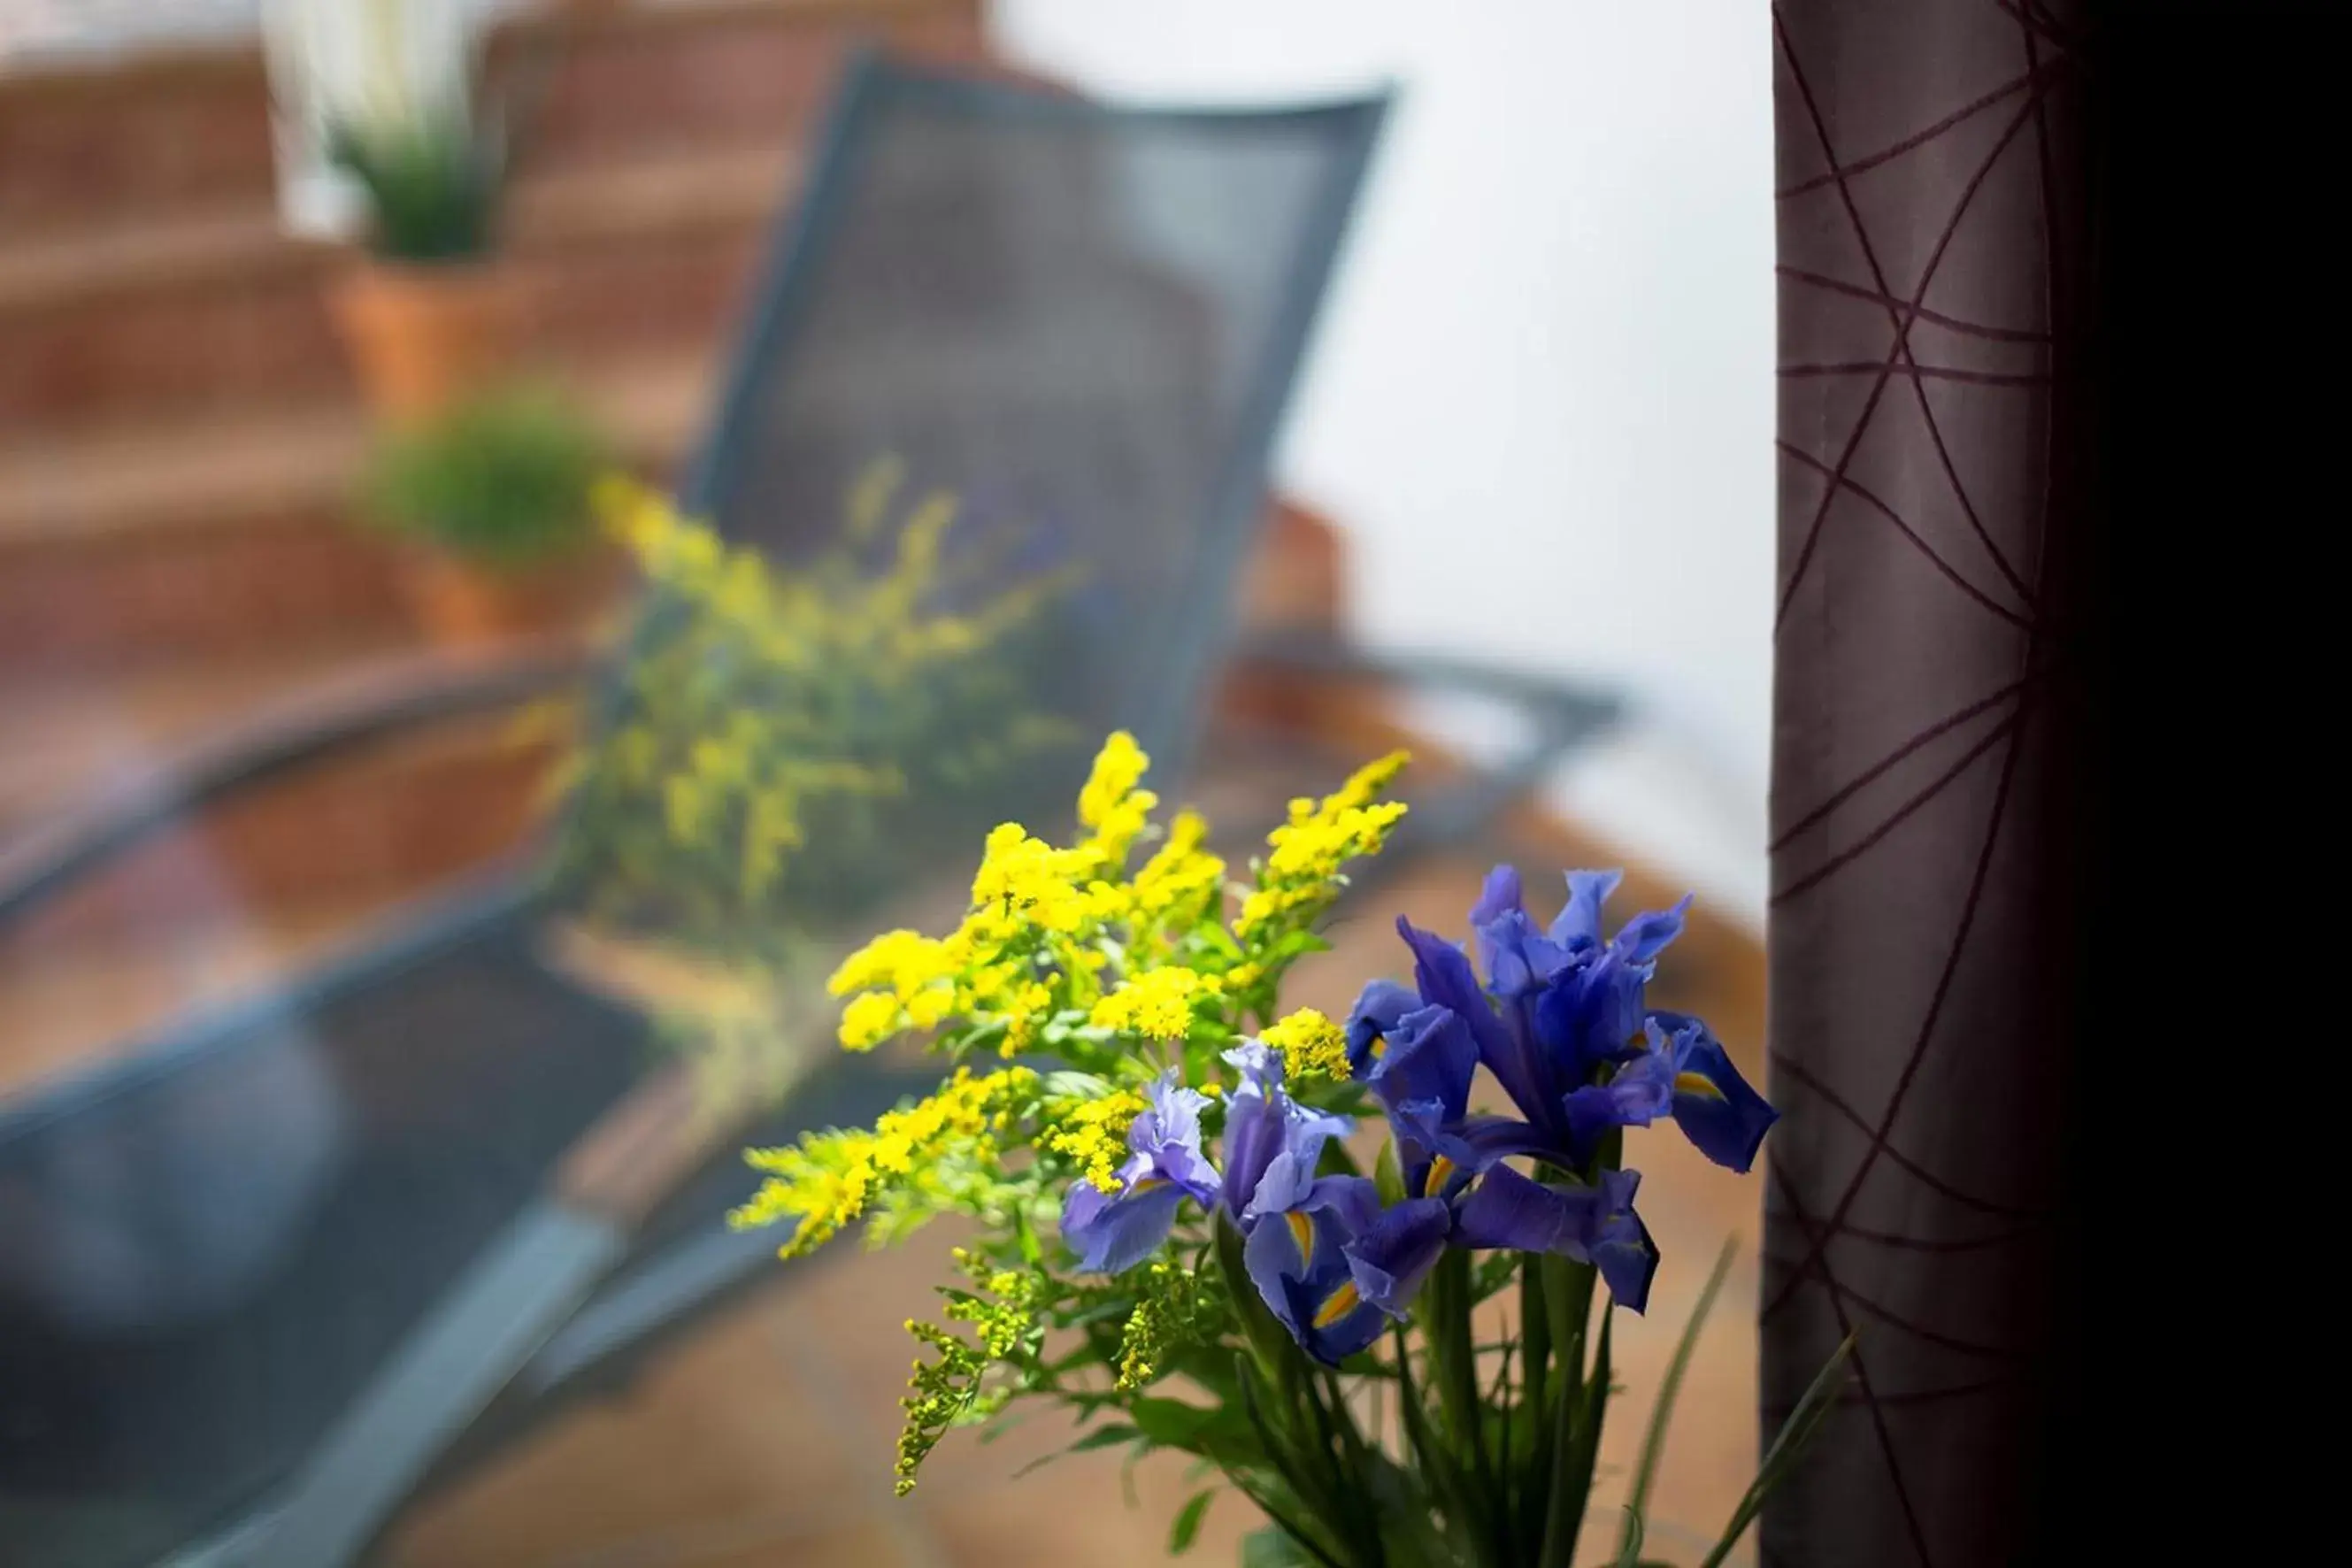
1370 1033 1387 1060
1425 1154 1457 1195
1672 1071 1726 1101
1132 1176 1167 1192
1311 1280 1362 1329
1285 1210 1315 1259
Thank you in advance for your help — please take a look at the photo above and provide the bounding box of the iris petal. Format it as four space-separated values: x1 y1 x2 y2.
1653 1012 1778 1173
1344 1195 1453 1318
1344 980 1418 1079
1369 1003 1480 1124
1061 1180 1187 1274
1397 916 1549 1128
1552 869 1625 947
1611 894 1692 964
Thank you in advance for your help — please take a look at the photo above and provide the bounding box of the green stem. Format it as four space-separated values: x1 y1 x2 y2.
1391 1327 1469 1562
1535 1254 1597 1568
1518 1261 1554 1554
1428 1249 1505 1566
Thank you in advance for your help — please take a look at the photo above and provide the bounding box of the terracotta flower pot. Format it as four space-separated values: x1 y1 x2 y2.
400 545 625 650
329 260 524 423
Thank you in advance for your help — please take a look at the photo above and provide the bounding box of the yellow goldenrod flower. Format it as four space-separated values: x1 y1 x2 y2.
730 1068 1034 1258
1041 1087 1149 1191
1236 750 1411 939
1077 731 1149 831
1071 730 1159 872
829 929 958 1001
970 823 1090 937
1262 1007 1350 1082
1130 809 1226 922
1090 965 1223 1041
839 991 903 1051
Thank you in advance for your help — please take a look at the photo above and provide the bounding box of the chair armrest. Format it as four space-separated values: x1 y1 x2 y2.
0 636 599 934
1226 628 1621 884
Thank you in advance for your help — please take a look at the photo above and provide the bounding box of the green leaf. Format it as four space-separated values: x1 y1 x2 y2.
1070 1423 1141 1453
1315 1136 1363 1179
1240 1526 1319 1568
1612 1506 1645 1567
1540 1300 1609 1568
1617 1236 1740 1568
1164 1345 1244 1403
1372 1136 1405 1206
1168 1488 1217 1555
1011 1422 1138 1479
1697 1329 1856 1568
1217 1208 1298 1382
1128 1397 1215 1450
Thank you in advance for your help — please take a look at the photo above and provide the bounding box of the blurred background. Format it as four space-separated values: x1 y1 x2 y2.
1 3 1773 1565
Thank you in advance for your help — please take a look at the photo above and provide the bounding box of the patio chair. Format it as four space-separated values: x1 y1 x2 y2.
0 53 1610 1568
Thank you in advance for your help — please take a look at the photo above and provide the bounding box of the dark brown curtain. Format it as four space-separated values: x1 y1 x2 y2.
1764 2 2096 1564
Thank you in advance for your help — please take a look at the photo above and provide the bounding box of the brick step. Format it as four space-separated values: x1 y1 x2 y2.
0 495 1341 923
0 641 396 840
0 347 711 666
0 0 982 238
0 141 787 434
0 687 573 953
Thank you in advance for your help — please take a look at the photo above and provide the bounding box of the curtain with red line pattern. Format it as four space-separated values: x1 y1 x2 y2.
1764 1 2094 1563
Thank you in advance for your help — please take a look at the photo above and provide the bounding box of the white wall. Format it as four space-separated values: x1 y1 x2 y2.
992 0 1775 930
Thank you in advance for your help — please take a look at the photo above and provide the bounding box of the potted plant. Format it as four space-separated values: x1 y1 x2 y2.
326 101 517 421
357 382 616 646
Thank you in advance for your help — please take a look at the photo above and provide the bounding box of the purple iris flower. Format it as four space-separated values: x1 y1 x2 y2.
1061 1071 1221 1274
1363 865 1770 1176
1341 994 1661 1314
1342 980 1418 1076
1566 1013 1779 1174
1218 1042 1352 1226
1240 1174 1395 1366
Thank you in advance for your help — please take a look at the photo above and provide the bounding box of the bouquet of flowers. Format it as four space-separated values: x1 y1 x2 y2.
732 733 1847 1566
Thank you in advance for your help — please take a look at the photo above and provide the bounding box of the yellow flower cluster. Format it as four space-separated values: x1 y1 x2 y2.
823 732 1411 1076
1041 1087 1149 1191
1237 750 1412 936
1090 965 1223 1041
1126 809 1226 925
563 471 1078 957
600 475 1063 680
1262 1007 1350 1082
1114 1257 1205 1392
896 1248 1046 1495
827 927 966 1048
730 1066 1034 1258
826 731 1180 1054
1074 730 1158 871
971 823 1095 939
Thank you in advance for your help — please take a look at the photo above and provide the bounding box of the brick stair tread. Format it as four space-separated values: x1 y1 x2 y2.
0 636 425 840
0 140 799 318
0 346 714 545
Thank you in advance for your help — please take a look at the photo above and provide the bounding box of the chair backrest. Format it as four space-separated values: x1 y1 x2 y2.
690 52 1386 776
548 51 1387 952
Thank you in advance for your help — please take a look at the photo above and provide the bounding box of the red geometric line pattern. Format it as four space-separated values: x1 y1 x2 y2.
1779 265 2054 342
1763 2 2084 1564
